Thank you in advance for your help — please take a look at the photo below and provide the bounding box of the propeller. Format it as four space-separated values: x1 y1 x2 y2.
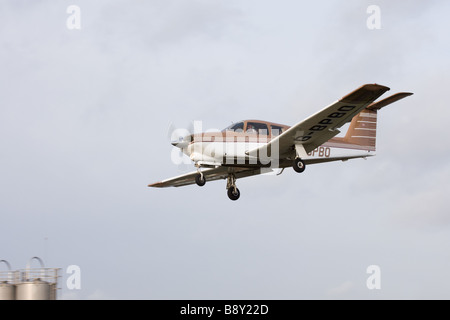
166 120 203 149
167 122 188 147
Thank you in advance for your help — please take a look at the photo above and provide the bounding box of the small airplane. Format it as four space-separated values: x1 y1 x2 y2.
149 84 413 200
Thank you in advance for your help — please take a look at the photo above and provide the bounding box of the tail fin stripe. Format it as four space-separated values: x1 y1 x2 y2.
359 113 377 118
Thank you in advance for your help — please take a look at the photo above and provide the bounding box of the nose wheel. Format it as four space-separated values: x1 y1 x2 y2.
226 173 240 201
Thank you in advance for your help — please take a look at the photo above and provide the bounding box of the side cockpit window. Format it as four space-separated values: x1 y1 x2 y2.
246 122 268 135
271 125 284 137
222 122 244 133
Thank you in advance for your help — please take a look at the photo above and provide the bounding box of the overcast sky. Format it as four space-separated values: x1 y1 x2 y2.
1 0 449 299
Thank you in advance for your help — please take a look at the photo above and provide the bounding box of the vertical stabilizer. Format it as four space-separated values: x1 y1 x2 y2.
343 110 378 151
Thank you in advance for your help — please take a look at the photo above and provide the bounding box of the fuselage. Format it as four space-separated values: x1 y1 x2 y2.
178 119 373 168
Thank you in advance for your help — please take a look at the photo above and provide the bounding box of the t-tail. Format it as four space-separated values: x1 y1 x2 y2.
336 92 413 152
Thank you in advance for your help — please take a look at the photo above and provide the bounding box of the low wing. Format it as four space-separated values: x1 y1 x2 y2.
247 84 390 158
148 166 266 188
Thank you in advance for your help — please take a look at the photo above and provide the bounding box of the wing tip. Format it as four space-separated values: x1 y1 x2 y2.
363 83 391 91
341 83 391 104
148 182 164 188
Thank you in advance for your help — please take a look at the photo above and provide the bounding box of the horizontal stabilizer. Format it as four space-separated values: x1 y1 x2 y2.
366 92 413 111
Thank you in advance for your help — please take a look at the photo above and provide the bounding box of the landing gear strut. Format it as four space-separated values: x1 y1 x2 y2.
226 173 240 201
293 158 306 173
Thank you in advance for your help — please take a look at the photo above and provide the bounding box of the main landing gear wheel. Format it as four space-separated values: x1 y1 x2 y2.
195 172 206 186
226 173 240 200
227 187 240 201
293 158 306 173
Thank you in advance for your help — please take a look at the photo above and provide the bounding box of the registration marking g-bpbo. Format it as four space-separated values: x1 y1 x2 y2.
296 105 356 142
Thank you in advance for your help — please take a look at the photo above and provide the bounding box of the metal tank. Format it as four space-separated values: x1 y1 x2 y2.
15 257 59 300
0 282 16 300
16 279 51 300
0 260 16 300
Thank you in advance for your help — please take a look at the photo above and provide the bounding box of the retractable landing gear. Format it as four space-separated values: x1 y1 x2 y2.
195 171 206 186
226 174 240 201
293 158 306 173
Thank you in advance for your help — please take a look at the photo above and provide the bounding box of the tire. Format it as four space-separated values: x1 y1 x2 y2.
195 173 206 186
293 158 306 173
227 187 240 201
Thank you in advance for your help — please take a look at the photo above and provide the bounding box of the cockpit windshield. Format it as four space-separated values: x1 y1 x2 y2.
222 122 244 133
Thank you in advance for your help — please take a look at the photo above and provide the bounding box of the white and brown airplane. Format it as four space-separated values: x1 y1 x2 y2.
149 84 413 200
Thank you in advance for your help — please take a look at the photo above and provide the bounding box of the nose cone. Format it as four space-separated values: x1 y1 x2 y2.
171 135 191 148
171 140 188 148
